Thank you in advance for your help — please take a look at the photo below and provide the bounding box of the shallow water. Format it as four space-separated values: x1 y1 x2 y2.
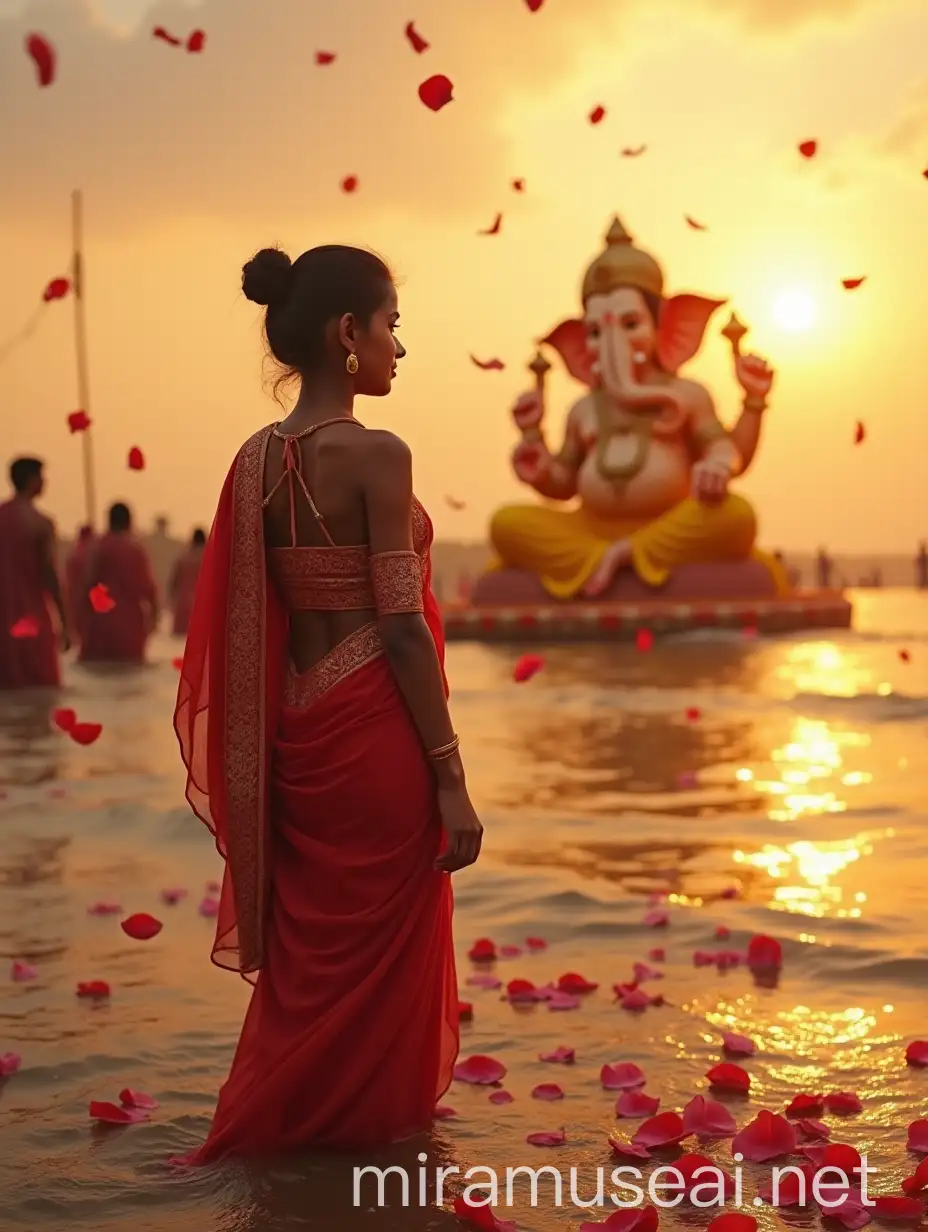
1 589 927 1231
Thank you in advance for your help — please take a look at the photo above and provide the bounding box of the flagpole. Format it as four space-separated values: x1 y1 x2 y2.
71 188 97 529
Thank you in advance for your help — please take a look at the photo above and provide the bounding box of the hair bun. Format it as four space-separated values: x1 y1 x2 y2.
242 247 293 308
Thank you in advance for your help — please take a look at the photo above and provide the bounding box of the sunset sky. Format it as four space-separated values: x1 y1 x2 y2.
1 0 926 552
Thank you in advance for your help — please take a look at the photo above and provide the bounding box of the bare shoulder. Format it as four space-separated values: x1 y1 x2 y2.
674 377 715 412
357 428 413 474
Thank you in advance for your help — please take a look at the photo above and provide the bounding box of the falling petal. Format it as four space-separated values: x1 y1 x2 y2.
842 277 866 290
685 216 708 231
854 421 866 445
798 140 818 158
120 913 163 941
511 178 525 192
899 649 911 663
453 1055 507 1085
479 213 503 236
44 277 70 302
458 1001 473 1022
418 74 453 111
589 105 606 125
315 50 336 65
685 707 701 722
172 657 184 670
127 447 145 471
52 708 77 732
152 26 181 46
747 934 782 972
524 0 545 10
636 628 654 652
11 960 37 982
67 410 91 433
69 722 103 746
470 355 505 370
513 653 544 683
621 145 648 157
341 175 358 194
404 20 429 53
25 33 56 86
186 30 206 53
444 495 466 511
89 584 116 613
9 617 39 639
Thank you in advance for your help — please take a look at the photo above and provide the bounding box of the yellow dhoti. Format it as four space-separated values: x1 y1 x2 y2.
489 494 788 598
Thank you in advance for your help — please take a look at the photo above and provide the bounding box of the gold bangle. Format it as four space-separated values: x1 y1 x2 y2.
427 735 460 760
743 393 768 414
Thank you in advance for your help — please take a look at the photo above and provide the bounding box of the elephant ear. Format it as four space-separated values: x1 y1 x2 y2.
540 319 595 387
656 294 727 374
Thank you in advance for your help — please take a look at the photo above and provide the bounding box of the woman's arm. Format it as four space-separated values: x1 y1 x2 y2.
362 431 482 872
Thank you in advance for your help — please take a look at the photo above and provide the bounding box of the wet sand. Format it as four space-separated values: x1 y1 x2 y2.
2 589 927 1231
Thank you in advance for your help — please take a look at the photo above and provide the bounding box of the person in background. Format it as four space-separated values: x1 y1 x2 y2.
64 524 94 635
0 457 68 690
78 502 159 663
916 541 927 590
816 546 833 589
169 527 207 636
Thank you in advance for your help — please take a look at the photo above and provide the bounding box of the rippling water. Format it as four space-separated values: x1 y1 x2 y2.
2 589 927 1231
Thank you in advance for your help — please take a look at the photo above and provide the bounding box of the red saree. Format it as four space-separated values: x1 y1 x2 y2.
0 499 60 690
173 425 458 1158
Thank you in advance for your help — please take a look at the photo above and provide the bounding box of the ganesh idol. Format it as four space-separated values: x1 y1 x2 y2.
486 216 787 601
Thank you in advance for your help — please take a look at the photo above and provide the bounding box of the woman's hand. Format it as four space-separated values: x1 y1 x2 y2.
435 784 484 873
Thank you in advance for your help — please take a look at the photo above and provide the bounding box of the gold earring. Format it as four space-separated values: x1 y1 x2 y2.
346 353 359 375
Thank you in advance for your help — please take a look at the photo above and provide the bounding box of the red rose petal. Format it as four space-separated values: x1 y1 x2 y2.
682 1094 737 1137
722 1031 755 1056
127 447 145 471
453 1196 517 1231
636 628 654 652
854 421 866 445
453 1055 506 1085
458 1000 473 1022
9 617 39 639
315 50 336 65
648 947 666 962
152 26 181 46
685 215 708 231
824 1091 862 1115
11 960 37 981
707 1062 751 1093
609 1136 652 1161
539 1046 574 1064
617 1090 660 1118
511 178 525 192
69 722 103 746
513 653 544 683
872 1197 922 1221
44 277 70 302
685 707 701 722
621 145 648 157
823 1143 863 1175
25 33 56 86
489 1089 514 1105
675 1152 735 1197
404 20 429 53
899 649 911 663
601 1063 646 1090
621 988 652 1012
757 1162 817 1205
557 972 597 994
0 1052 22 1077
67 410 91 432
907 1119 928 1154
479 213 503 236
786 1093 824 1118
89 1100 148 1125
52 707 77 732
901 1159 928 1196
160 888 187 906
643 909 669 927
499 945 522 959
632 962 662 982
715 925 731 940
89 584 115 614
340 175 358 194
799 140 818 158
797 1118 831 1141
119 1088 158 1109
76 980 110 998
186 30 206 53
120 913 163 941
469 938 496 962
532 1083 564 1101
633 1111 686 1149
731 1110 796 1161
88 901 121 916
470 355 505 371
526 1128 565 1146
506 978 540 1003
589 105 606 125
906 1041 928 1067
434 1104 457 1119
747 934 782 971
418 74 453 111
524 0 545 10
842 277 866 290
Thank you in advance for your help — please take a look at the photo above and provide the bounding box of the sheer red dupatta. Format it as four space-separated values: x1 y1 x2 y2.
173 426 285 981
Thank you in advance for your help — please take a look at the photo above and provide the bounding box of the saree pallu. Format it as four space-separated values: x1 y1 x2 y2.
174 425 457 1159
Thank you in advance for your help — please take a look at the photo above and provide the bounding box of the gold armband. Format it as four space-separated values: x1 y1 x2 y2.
743 393 768 414
370 550 423 615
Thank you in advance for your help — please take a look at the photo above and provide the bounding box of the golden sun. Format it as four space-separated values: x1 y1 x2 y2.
772 286 818 333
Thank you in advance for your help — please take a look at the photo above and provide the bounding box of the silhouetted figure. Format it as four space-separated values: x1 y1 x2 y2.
917 542 928 590
169 527 207 636
79 502 159 663
0 456 68 689
815 547 833 589
65 524 94 633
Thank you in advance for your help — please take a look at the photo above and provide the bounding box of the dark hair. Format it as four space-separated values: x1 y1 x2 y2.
191 527 207 547
241 244 392 389
10 456 42 493
108 502 131 532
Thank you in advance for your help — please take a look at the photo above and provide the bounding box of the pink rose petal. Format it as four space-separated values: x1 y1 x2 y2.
434 1104 457 1119
547 991 581 1011
682 1094 737 1137
467 974 503 990
0 1052 22 1077
499 945 522 959
632 962 663 982
88 901 122 916
532 1082 564 1101
539 1045 575 1064
160 888 187 905
601 1062 646 1091
526 936 548 951
617 1090 660 1118
489 1089 514 1105
198 897 219 918
526 1128 566 1147
643 909 669 927
11 960 37 982
647 947 666 962
722 1031 756 1057
454 1055 507 1085
119 1088 158 1109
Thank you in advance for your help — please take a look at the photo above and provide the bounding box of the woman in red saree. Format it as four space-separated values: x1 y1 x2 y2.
173 244 480 1160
